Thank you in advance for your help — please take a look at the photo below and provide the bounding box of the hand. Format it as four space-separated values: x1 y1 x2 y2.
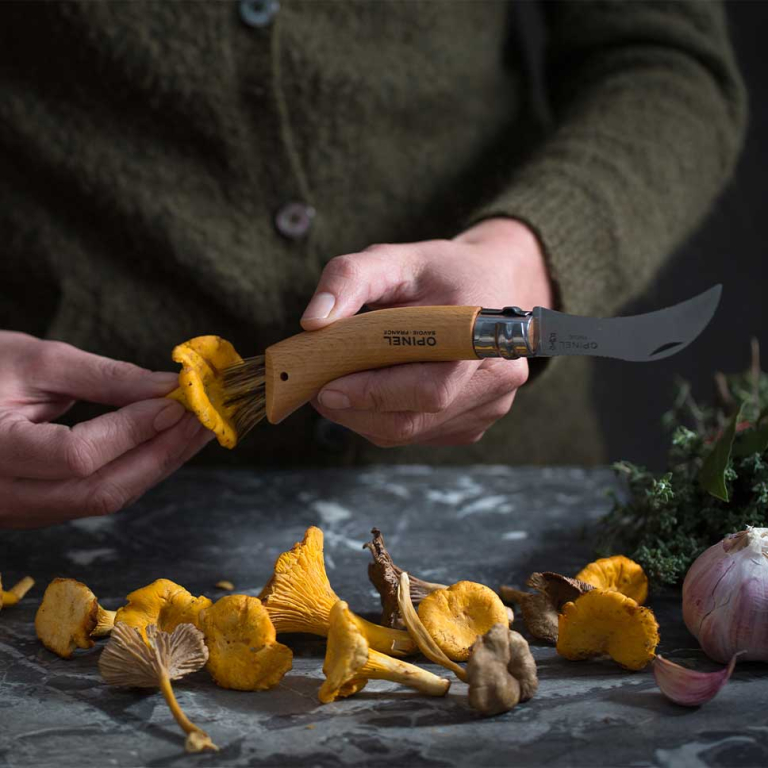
0 332 213 528
301 217 553 447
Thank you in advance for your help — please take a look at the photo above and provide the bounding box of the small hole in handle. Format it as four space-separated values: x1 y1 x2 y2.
280 372 289 381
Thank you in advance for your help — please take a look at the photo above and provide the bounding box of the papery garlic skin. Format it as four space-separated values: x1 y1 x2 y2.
683 527 768 663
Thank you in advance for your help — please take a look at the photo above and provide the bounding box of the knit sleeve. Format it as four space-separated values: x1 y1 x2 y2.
468 0 747 317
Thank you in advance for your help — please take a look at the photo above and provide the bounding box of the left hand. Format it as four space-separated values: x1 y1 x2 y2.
301 218 554 447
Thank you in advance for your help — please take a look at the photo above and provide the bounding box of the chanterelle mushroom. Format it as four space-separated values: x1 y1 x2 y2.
396 572 467 681
198 595 293 691
0 574 35 612
576 555 649 604
319 600 450 703
167 335 244 448
259 526 416 657
364 528 447 628
557 588 659 670
418 581 509 662
500 572 594 644
466 623 539 716
35 578 117 658
100 622 218 753
115 578 211 637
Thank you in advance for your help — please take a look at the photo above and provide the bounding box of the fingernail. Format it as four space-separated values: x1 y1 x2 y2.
301 292 336 322
152 371 179 389
153 400 185 432
183 413 205 438
318 389 350 410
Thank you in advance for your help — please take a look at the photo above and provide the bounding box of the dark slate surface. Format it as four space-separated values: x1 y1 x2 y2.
1 466 766 768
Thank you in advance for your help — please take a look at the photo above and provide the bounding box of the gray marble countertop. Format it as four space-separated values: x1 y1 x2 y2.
1 466 766 768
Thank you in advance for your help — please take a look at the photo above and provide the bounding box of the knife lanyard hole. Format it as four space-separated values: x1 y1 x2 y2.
280 372 289 381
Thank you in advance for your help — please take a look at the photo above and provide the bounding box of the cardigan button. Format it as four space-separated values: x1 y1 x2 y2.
275 202 315 240
239 0 279 28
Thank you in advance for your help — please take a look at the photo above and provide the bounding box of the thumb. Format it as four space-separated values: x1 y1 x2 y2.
300 244 423 331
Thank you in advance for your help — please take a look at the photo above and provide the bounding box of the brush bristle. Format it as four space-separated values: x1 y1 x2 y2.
222 356 266 441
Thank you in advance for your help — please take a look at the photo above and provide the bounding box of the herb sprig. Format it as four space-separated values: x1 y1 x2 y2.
598 341 768 586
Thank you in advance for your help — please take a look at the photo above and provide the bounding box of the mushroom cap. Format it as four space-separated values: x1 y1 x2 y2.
467 624 538 716
519 572 594 644
557 588 659 670
318 601 370 703
418 581 509 662
115 579 212 635
99 623 210 688
575 556 648 604
259 527 340 636
199 595 293 691
364 528 446 629
169 335 244 448
259 527 416 656
35 578 99 658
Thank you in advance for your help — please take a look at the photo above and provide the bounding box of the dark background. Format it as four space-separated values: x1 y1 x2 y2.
592 1 767 469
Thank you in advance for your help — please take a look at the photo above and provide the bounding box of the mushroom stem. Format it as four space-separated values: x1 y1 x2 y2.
2 576 35 606
397 573 468 683
362 650 451 697
355 615 417 656
499 585 529 605
410 577 449 597
92 607 117 638
100 623 216 753
156 672 218 753
319 600 450 703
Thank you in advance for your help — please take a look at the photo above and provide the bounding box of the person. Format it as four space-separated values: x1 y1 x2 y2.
0 1 746 528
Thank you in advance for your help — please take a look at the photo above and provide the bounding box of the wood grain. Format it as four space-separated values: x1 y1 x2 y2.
265 306 481 423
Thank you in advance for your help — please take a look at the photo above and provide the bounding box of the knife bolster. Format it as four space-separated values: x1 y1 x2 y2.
473 307 536 359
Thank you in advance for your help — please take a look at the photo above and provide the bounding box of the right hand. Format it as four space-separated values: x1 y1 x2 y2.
0 331 213 529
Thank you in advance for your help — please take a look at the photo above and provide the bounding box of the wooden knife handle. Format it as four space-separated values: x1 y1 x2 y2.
265 306 481 423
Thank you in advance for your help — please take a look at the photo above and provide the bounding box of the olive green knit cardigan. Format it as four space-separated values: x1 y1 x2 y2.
0 0 746 467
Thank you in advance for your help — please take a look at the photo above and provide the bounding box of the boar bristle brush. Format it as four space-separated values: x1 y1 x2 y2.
222 355 267 439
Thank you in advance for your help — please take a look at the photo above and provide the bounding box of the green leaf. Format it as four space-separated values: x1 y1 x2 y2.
733 424 768 458
699 407 742 501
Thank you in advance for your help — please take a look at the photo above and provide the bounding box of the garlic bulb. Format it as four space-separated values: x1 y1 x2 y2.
683 527 768 663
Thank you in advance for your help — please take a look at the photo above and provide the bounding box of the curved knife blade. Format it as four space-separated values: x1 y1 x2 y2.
532 285 722 361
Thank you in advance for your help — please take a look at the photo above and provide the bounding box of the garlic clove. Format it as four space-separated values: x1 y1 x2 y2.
653 653 742 707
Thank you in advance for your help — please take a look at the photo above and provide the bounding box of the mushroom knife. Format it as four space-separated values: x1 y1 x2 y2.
263 285 722 422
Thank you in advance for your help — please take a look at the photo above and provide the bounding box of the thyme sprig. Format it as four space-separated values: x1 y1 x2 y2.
598 341 768 586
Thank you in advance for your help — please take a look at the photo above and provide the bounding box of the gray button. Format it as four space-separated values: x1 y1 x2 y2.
275 202 315 240
239 0 279 28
